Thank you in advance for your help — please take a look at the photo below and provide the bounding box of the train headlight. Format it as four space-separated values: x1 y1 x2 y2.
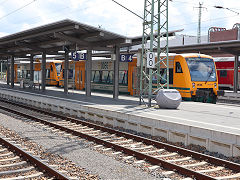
214 83 217 88
192 83 195 88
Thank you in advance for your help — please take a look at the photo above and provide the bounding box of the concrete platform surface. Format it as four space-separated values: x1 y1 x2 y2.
0 83 240 157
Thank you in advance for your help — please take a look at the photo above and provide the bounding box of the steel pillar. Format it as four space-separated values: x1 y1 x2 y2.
30 55 34 82
41 52 46 91
6 58 10 85
113 45 120 99
64 50 69 94
233 55 239 93
10 56 14 88
140 0 169 106
1 60 2 80
86 49 92 97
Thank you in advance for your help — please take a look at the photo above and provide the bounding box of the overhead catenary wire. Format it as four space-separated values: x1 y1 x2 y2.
0 0 238 38
111 0 144 20
0 0 37 21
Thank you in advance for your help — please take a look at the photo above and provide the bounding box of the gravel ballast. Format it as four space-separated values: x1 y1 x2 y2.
0 111 165 180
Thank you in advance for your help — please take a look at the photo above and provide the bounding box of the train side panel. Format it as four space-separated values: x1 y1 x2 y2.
173 55 192 100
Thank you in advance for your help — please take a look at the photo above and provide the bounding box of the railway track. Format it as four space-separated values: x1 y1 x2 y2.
0 133 69 179
0 98 240 179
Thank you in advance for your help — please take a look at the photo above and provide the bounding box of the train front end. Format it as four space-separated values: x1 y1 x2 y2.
185 55 223 103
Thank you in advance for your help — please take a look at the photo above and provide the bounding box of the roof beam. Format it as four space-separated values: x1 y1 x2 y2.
93 38 132 46
218 47 240 56
0 25 77 45
15 41 45 52
54 32 91 46
79 31 104 40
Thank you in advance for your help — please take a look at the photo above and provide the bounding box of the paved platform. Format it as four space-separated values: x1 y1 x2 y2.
0 82 240 157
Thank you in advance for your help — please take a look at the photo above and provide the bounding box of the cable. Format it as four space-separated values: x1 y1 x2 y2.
0 0 37 21
169 14 239 29
111 0 143 20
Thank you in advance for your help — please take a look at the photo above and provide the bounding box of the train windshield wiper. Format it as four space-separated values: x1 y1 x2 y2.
205 67 213 84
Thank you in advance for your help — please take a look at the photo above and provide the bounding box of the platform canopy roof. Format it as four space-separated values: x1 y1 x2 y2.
168 40 240 56
0 19 132 57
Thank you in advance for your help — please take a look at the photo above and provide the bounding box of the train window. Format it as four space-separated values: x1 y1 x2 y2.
68 69 73 79
92 71 100 83
220 70 227 77
102 71 108 83
152 74 157 84
77 71 79 83
119 71 128 85
51 65 53 72
91 71 95 82
109 71 113 84
26 70 31 79
169 69 173 84
175 62 183 73
46 69 50 78
56 63 61 76
158 69 173 85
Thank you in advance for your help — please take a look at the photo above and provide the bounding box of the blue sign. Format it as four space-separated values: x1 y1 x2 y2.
120 54 133 62
71 52 87 61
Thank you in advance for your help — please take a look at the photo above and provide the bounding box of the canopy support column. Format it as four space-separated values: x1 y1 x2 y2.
86 48 92 97
6 58 10 85
41 52 46 91
233 55 239 93
30 55 34 83
64 50 69 94
10 55 14 88
113 45 120 99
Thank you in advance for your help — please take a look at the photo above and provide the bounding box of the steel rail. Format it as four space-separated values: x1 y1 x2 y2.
0 134 69 179
8 99 240 173
0 101 217 179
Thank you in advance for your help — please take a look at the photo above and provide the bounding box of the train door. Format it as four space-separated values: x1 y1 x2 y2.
14 64 17 83
34 63 41 84
75 61 85 90
128 58 137 95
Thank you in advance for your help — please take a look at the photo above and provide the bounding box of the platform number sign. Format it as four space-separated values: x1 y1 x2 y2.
147 52 155 68
120 54 133 62
72 52 87 61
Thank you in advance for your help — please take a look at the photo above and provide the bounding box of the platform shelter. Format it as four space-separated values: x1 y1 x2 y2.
0 19 132 99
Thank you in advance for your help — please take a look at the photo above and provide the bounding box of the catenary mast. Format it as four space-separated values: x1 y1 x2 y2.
140 0 169 106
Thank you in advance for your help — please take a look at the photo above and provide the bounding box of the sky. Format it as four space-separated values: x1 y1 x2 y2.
0 0 239 38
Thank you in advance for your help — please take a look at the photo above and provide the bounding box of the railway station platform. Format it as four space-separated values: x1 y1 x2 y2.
0 82 240 157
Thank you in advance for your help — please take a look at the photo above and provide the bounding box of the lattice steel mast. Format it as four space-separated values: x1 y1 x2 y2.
139 0 169 107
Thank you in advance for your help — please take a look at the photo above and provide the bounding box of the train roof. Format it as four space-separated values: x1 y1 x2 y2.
213 57 235 62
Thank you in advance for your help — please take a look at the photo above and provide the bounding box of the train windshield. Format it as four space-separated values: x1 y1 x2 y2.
55 63 61 76
186 57 216 82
